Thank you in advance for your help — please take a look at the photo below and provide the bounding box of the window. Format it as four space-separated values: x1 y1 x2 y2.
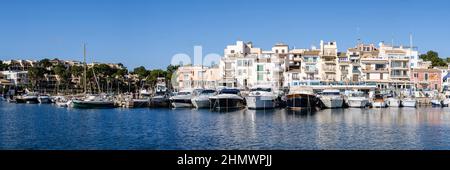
425 73 428 81
414 73 418 78
282 50 285 53
292 73 299 80
257 65 264 71
435 84 438 90
238 70 242 76
275 50 279 54
237 60 242 67
231 50 235 54
257 73 263 81
366 73 370 79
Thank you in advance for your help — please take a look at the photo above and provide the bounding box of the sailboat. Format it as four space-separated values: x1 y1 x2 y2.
71 44 116 109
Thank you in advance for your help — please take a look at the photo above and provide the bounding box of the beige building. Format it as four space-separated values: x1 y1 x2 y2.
175 66 220 90
320 41 338 82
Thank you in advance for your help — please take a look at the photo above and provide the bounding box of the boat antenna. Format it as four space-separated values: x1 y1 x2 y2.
357 27 361 45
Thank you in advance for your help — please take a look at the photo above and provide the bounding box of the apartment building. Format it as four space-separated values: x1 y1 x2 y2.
0 70 29 86
175 66 221 90
320 41 338 82
411 68 442 91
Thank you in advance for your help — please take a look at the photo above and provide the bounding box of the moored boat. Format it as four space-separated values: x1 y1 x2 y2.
402 98 417 107
372 94 387 108
245 85 277 110
192 89 216 109
149 77 170 108
347 91 369 108
15 92 39 104
319 89 344 108
386 97 401 107
285 86 319 110
209 88 245 111
38 95 52 104
72 94 115 109
169 89 194 108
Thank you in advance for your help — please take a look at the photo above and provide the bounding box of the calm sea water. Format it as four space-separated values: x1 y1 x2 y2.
1 101 450 150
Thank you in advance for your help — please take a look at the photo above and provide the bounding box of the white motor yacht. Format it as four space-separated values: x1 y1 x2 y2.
209 88 245 111
191 89 216 109
319 89 344 108
402 98 417 107
347 91 369 108
169 89 194 108
245 86 277 110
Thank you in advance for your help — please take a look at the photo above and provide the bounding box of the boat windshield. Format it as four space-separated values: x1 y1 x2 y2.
219 89 240 95
177 92 191 95
350 93 364 97
322 92 340 95
251 88 272 92
201 90 216 95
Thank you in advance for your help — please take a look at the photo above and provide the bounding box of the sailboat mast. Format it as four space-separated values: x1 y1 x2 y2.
83 43 87 94
202 64 204 89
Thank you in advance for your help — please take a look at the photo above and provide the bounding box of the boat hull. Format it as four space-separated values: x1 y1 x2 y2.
246 96 276 110
402 100 417 107
191 98 211 109
372 101 387 108
72 100 115 109
149 96 170 108
38 97 52 104
321 98 344 108
347 99 369 108
286 93 318 110
431 100 442 107
209 98 245 111
386 98 401 107
16 97 39 104
170 99 193 108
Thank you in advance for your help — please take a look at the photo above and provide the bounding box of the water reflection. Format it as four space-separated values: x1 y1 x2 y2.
1 101 450 150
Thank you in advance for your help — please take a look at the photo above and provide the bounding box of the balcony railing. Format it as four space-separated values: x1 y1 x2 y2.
390 74 410 78
352 69 361 74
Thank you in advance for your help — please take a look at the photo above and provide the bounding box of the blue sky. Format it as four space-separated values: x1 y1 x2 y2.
0 0 449 70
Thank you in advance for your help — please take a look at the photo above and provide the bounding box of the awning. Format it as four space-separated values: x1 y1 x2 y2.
0 79 13 86
443 73 450 81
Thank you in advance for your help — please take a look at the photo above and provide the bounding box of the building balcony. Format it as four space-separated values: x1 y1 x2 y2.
292 57 302 62
360 58 388 64
362 68 389 73
322 52 337 57
323 68 336 73
352 69 361 74
390 74 410 79
304 69 319 74
323 60 336 64
339 61 350 65
390 67 409 70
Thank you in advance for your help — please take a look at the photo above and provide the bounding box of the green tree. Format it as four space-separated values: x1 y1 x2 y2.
28 66 46 90
53 63 71 92
0 61 9 71
132 66 149 80
146 69 167 87
165 64 179 90
420 51 447 67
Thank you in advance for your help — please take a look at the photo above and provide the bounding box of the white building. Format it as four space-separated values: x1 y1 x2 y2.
1 70 29 86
